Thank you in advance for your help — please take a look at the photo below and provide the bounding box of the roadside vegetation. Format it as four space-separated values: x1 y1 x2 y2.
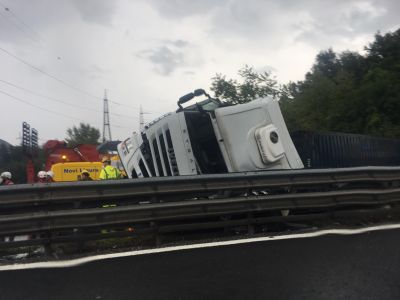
211 28 400 138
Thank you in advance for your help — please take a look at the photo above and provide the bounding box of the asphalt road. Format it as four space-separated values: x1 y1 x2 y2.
1 227 400 300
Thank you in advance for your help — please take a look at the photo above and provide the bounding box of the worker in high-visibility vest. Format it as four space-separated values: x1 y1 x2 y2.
80 169 93 181
99 157 120 233
99 157 121 180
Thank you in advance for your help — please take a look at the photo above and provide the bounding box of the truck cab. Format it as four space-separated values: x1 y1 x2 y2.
117 90 303 178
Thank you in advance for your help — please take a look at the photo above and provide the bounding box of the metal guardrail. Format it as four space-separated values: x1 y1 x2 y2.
1 166 400 206
0 167 400 250
0 187 400 236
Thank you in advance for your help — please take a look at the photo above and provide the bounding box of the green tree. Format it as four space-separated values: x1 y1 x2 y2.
0 146 27 184
210 65 280 104
280 28 400 137
209 28 400 138
0 142 11 165
65 123 100 146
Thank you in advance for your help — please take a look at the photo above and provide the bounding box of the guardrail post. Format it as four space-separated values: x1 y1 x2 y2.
247 213 255 235
73 228 84 253
150 221 161 246
43 232 53 257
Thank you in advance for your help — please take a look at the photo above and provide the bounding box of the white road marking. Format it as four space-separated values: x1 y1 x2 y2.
1 222 400 271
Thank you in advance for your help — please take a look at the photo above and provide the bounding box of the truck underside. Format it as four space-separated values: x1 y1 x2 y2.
184 110 228 174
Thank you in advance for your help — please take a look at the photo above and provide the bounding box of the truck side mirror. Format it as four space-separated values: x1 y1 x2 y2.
177 92 195 109
177 89 212 110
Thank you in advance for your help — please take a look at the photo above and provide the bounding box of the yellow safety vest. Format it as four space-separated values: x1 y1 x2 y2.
99 165 121 180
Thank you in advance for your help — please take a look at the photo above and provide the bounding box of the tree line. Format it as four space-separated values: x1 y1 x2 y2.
211 28 400 138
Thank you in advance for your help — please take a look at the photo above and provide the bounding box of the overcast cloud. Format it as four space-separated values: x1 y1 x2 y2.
0 0 398 145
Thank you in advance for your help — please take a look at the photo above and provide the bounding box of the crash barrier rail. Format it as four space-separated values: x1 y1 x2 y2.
0 166 400 249
1 166 400 207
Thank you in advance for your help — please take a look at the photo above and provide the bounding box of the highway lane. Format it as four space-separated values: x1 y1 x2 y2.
0 226 400 299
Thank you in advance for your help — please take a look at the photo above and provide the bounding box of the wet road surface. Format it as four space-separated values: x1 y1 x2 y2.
0 227 399 299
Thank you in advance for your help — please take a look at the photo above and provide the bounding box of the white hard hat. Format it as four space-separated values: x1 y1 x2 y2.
46 171 55 178
0 171 12 179
37 171 47 179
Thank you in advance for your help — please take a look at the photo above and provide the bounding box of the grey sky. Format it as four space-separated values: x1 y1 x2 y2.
0 0 398 145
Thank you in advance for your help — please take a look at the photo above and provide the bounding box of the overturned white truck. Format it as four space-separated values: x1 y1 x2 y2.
118 89 303 178
118 89 400 178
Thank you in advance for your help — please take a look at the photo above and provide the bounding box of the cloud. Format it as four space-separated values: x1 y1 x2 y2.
146 0 399 52
0 0 69 44
72 0 117 25
256 65 277 74
169 39 189 48
139 45 184 75
146 0 227 19
289 2 393 50
0 0 117 45
137 39 202 75
183 70 195 76
84 64 107 80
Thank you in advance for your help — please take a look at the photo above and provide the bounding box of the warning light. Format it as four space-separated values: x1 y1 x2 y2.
61 155 67 161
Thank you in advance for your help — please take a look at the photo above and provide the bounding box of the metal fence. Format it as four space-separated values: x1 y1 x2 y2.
291 131 400 168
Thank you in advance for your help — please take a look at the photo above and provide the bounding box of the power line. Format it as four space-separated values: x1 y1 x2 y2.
0 2 44 43
0 45 160 113
0 4 165 114
108 98 161 114
0 89 133 129
0 3 138 113
100 88 141 109
0 10 40 45
0 3 137 112
0 79 98 112
0 46 100 100
109 99 138 109
0 89 84 122
0 8 40 43
0 78 137 119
